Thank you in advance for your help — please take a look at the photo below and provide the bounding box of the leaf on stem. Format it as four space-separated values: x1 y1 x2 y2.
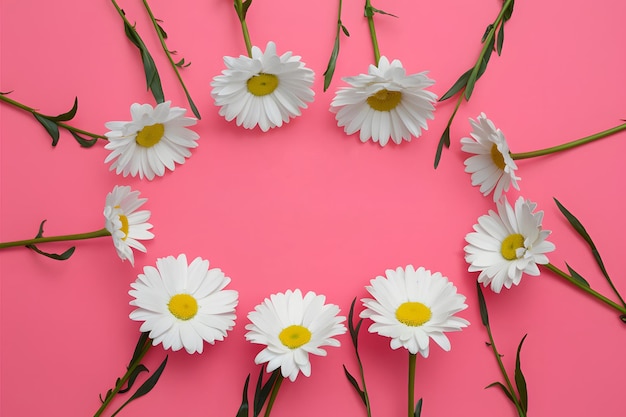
253 367 280 417
175 58 191 68
514 334 528 414
235 0 253 21
365 6 398 18
496 24 505 56
565 263 591 287
68 130 98 148
118 364 149 394
414 398 423 417
503 0 515 21
112 356 168 417
26 220 75 260
464 35 495 101
476 282 490 326
43 97 79 122
485 381 515 404
33 113 60 146
434 125 451 168
343 365 367 405
439 69 471 102
347 297 363 349
236 374 250 417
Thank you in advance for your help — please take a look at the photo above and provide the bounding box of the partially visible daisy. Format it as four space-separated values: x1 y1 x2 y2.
103 185 154 266
104 101 199 180
461 113 520 202
330 56 437 146
129 254 239 354
465 196 556 293
245 289 346 382
211 41 315 132
361 265 469 357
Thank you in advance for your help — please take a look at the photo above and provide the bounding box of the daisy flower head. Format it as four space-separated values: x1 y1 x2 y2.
330 56 437 146
245 289 346 381
210 41 315 132
461 113 520 202
129 254 239 354
360 266 469 358
103 185 154 266
104 101 199 180
465 196 556 293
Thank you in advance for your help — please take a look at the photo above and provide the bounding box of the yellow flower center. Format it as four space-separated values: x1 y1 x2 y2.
278 325 312 349
247 73 279 96
118 214 129 240
135 123 165 148
395 302 432 327
501 233 525 260
168 294 198 320
366 89 402 111
490 144 506 170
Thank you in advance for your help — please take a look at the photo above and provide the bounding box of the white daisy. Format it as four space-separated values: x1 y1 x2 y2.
103 185 154 266
104 101 199 180
211 41 315 132
361 266 469 358
245 289 346 381
461 113 520 202
465 196 556 293
330 56 437 146
129 254 239 354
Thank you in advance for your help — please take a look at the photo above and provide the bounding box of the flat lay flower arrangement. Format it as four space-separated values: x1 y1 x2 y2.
1 0 625 416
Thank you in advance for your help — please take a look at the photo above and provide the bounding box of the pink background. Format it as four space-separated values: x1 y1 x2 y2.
2 0 625 416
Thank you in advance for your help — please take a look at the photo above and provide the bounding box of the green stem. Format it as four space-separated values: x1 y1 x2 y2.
485 321 526 417
364 0 381 64
510 122 626 160
263 375 284 417
354 343 372 417
0 228 110 249
408 353 416 417
234 0 253 56
93 337 152 417
0 93 107 140
543 263 626 315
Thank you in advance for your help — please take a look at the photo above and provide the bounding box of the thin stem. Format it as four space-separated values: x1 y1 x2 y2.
93 338 152 417
484 321 526 417
263 375 284 417
364 0 381 64
354 340 372 417
510 122 626 160
234 0 253 57
0 93 107 140
0 228 110 249
543 263 626 315
408 353 416 417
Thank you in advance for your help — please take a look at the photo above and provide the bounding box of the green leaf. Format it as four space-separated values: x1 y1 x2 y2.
465 35 495 101
184 89 201 120
27 243 75 260
236 374 250 417
503 0 515 21
370 7 398 18
156 21 168 39
514 334 528 413
323 34 341 92
175 58 191 68
496 23 504 56
347 297 363 349
237 0 253 20
481 24 494 42
112 356 168 417
68 130 98 148
45 97 79 122
253 367 280 417
118 364 148 394
129 332 150 366
476 282 490 326
434 125 451 169
341 24 350 37
565 263 591 287
414 398 423 417
33 113 60 146
343 365 366 405
485 381 515 404
439 68 471 102
99 388 113 403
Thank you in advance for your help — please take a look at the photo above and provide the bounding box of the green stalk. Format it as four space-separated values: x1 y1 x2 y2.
0 228 110 249
0 94 107 140
543 263 626 315
484 319 526 417
364 0 381 64
93 337 152 417
510 122 626 160
234 0 253 57
263 375 284 417
408 353 416 417
355 348 372 417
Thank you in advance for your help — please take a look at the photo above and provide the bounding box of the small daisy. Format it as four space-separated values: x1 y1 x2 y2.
330 56 437 146
129 254 239 354
103 185 154 266
245 289 346 382
104 101 199 180
361 266 469 357
465 196 556 293
461 113 520 202
211 41 315 132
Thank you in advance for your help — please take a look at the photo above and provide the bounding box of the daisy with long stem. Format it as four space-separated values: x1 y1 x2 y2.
329 1 437 146
361 266 469 417
0 92 106 147
245 289 346 416
210 0 315 132
462 114 626 202
0 185 153 264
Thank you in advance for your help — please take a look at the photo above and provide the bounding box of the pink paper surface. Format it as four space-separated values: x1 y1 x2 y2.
2 1 625 416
